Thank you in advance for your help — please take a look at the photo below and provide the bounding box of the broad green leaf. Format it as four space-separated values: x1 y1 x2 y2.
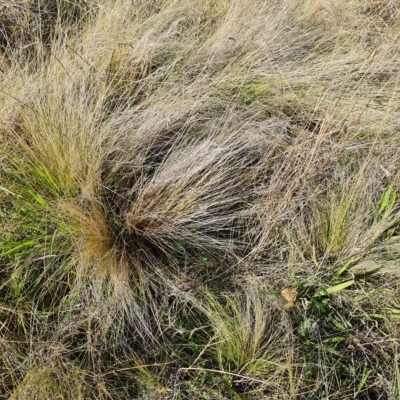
313 280 354 297
376 184 397 219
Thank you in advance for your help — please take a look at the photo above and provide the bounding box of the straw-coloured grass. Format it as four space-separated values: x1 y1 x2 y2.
1 0 400 398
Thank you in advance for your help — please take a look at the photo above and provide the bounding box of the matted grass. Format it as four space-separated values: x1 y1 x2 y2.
1 0 400 398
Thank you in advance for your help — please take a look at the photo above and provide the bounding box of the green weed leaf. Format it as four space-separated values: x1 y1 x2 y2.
313 280 354 298
376 184 397 219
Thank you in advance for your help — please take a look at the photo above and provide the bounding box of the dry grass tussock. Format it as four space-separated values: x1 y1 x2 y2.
1 0 400 398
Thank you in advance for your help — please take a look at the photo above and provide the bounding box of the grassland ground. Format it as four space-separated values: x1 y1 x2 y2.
1 0 400 398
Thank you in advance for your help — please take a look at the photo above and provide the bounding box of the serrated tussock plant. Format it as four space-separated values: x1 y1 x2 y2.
1 0 400 399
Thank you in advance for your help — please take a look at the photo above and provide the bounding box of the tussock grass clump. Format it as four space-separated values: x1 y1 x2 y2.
1 0 400 398
0 0 97 67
